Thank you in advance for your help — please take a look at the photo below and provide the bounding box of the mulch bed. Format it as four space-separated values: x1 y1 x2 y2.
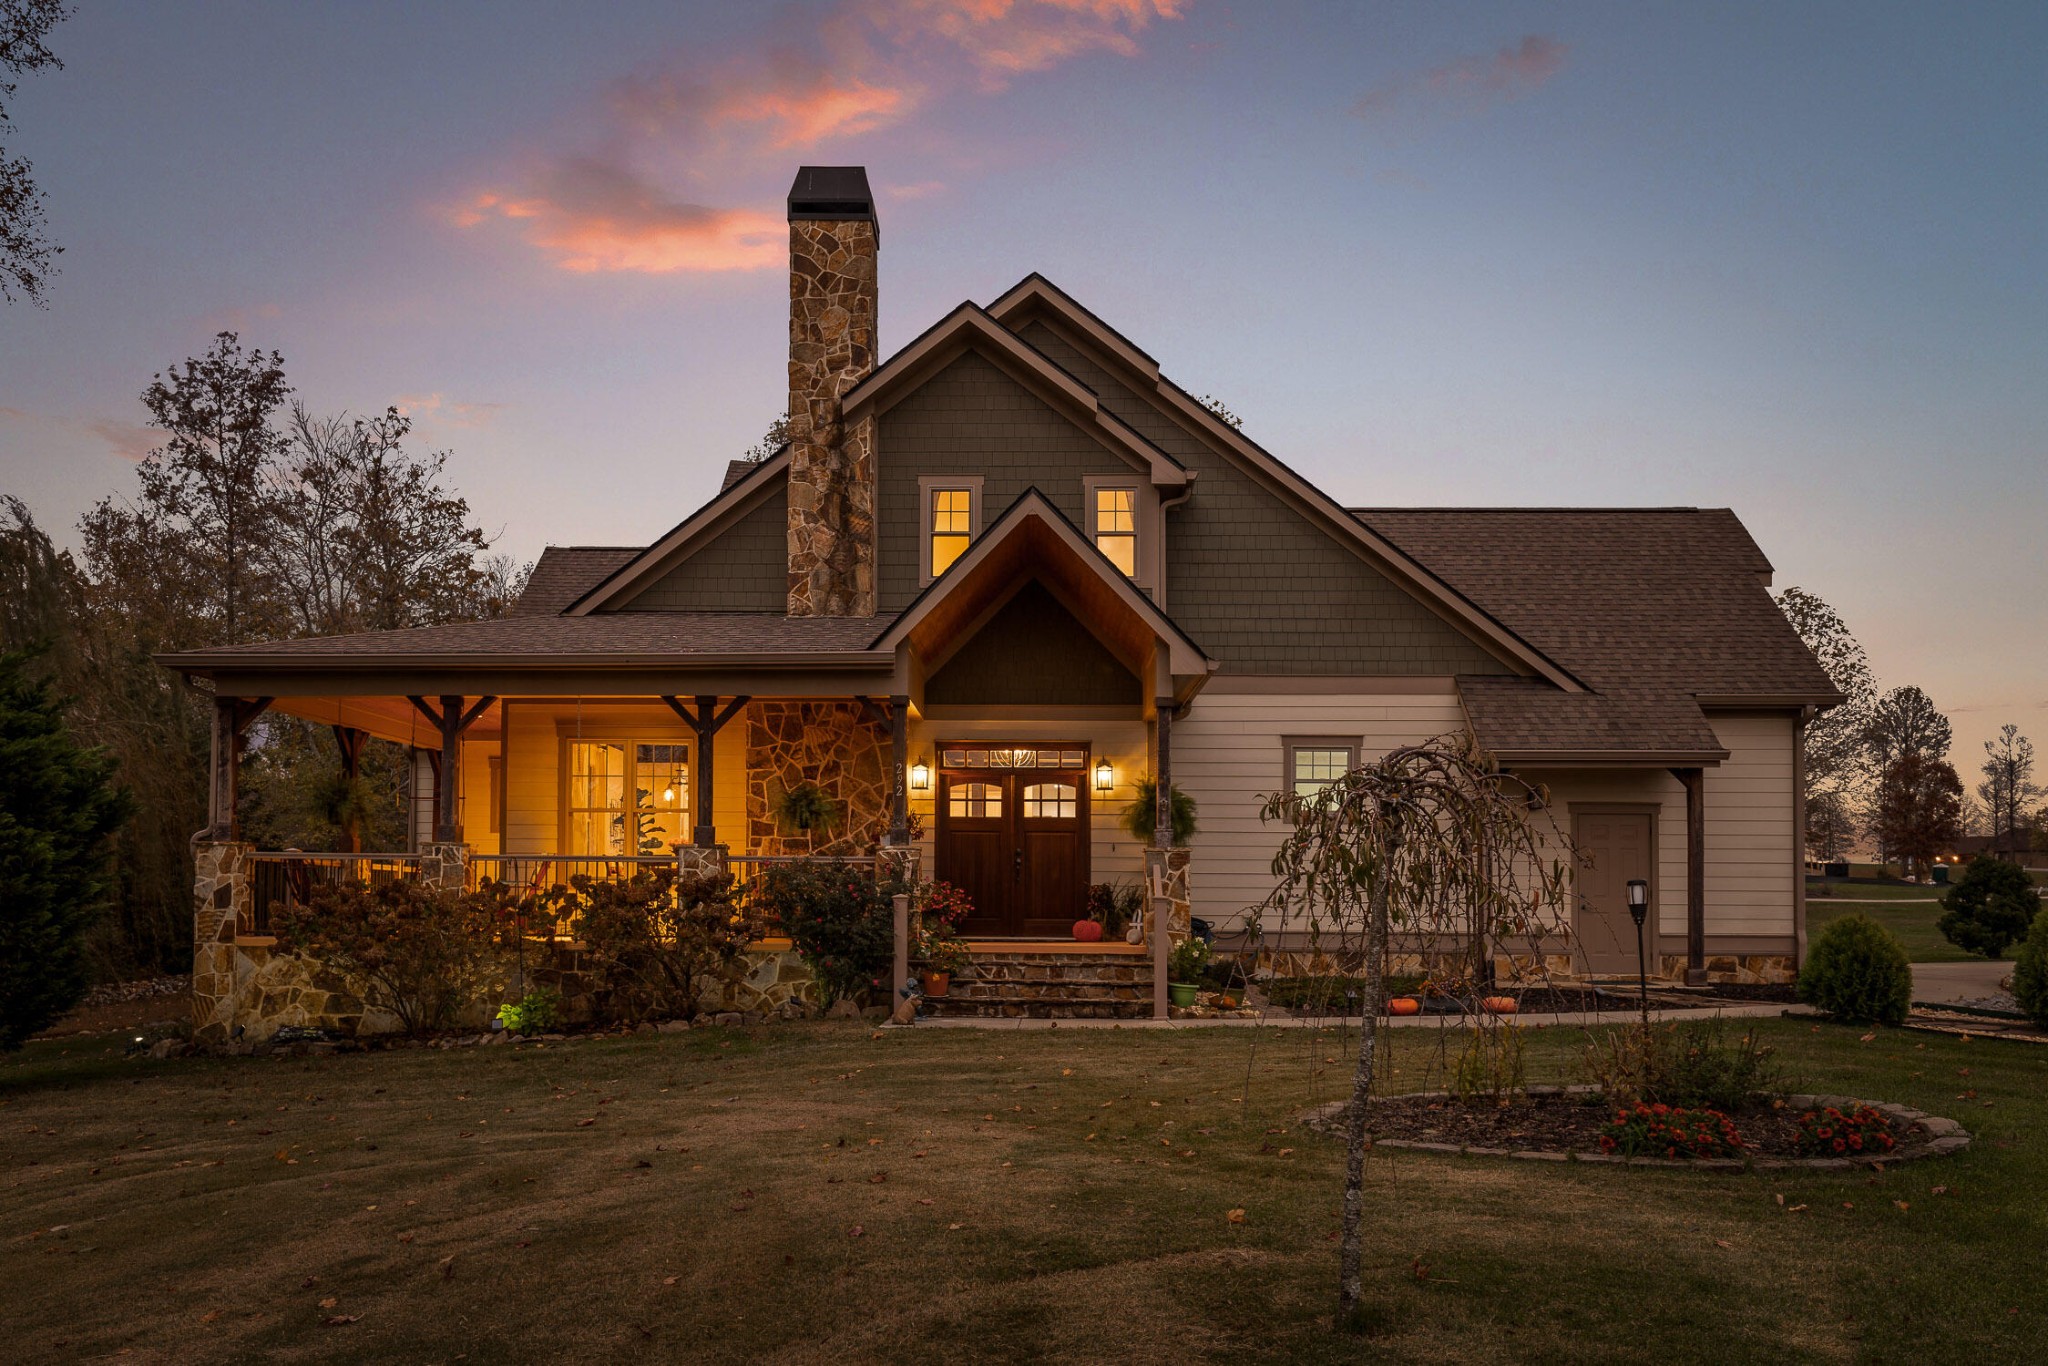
1361 1089 1829 1157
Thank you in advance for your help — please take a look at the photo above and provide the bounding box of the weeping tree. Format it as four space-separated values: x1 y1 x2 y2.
1258 735 1575 1323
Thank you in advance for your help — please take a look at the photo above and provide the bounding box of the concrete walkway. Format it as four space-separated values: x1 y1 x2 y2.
1911 960 2016 1010
908 1002 1804 1030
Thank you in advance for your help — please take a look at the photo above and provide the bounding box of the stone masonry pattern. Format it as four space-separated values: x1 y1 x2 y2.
786 218 878 617
745 701 892 856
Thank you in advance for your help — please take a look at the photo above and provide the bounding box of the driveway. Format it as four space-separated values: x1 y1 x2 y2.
1911 960 2016 1009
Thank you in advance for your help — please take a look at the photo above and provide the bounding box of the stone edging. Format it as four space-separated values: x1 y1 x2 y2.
1301 1084 1971 1171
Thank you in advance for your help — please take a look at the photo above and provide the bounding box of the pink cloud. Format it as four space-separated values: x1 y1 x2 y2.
85 418 161 462
451 0 1184 275
1352 35 1568 120
393 392 510 429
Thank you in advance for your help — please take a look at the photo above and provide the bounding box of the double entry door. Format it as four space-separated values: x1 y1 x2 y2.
934 747 1090 938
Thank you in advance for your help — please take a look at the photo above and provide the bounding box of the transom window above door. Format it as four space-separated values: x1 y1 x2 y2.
920 476 983 580
566 739 689 855
940 746 1087 769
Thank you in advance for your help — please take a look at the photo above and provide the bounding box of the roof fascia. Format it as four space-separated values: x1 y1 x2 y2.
1696 692 1846 711
869 487 1213 678
986 274 1161 384
843 302 1186 489
981 279 1580 691
1498 749 1731 767
565 448 791 615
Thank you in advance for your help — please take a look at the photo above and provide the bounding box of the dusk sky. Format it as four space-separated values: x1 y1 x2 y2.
1 1 2042 775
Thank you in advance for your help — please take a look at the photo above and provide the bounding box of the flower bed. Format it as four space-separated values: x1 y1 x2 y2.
1300 1086 1970 1170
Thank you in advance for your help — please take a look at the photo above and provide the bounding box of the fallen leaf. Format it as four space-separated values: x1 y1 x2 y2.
1713 1239 1732 1249
868 1172 887 1184
200 1311 220 1324
1787 1203 1808 1212
663 1276 679 1287
1931 1185 1949 1196
849 1225 865 1238
439 1255 456 1280
1226 1208 1246 1225
1774 1194 1785 1207
577 1118 596 1128
1894 1200 1910 1212
397 1233 414 1245
1859 1033 1875 1043
323 1315 360 1327
947 1223 964 1231
1278 1147 1294 1157
318 1297 338 1309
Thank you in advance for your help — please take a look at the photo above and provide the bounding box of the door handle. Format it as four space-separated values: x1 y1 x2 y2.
1014 848 1022 881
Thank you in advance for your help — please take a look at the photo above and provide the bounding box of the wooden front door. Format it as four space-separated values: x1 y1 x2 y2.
1574 810 1654 976
935 756 1090 937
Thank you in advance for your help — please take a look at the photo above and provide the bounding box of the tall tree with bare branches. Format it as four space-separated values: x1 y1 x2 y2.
1259 736 1574 1322
0 0 70 305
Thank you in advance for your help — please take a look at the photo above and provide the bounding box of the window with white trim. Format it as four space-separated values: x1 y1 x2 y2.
1091 485 1138 577
1284 739 1358 800
566 740 689 855
929 486 974 577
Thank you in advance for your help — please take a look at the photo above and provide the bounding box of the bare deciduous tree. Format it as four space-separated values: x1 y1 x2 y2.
0 0 71 306
1258 735 1574 1322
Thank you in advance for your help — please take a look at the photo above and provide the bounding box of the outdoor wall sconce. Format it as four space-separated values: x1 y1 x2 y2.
1094 758 1115 793
910 759 931 792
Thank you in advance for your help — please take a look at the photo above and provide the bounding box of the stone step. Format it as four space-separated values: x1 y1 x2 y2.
922 994 1153 1020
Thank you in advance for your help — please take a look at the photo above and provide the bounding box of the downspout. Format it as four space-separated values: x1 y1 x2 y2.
1794 706 1814 972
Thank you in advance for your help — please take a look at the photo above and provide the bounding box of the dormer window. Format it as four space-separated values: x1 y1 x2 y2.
920 476 982 581
1090 483 1138 578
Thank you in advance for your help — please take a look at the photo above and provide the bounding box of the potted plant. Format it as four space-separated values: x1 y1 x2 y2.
1167 937 1210 1008
1085 881 1144 941
917 923 969 997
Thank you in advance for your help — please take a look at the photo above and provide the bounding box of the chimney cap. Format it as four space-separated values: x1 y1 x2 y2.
788 166 877 228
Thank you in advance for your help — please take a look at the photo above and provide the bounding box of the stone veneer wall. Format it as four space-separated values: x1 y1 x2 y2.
192 841 250 1046
786 217 878 617
745 701 891 856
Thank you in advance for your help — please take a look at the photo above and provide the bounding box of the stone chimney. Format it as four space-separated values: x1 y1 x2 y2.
785 166 878 617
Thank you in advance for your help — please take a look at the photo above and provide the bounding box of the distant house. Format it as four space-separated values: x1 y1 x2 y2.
1942 830 2046 871
162 166 1840 1040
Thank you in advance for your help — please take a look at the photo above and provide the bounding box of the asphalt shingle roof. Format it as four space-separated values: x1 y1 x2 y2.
162 612 883 665
1351 507 1840 757
511 547 641 616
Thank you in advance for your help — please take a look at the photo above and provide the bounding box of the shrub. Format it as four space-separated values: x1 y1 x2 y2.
552 868 755 1024
2011 909 2048 1028
1937 856 2043 959
0 649 132 1050
1085 880 1144 938
1168 936 1211 984
496 986 561 1034
1452 1025 1526 1102
752 862 902 1007
1581 1019 1783 1109
1120 778 1197 846
1798 913 1912 1026
1599 1102 1745 1159
277 879 506 1037
1793 1104 1898 1158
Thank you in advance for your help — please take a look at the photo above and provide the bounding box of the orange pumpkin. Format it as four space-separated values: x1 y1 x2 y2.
1387 997 1422 1016
1481 996 1519 1014
1071 919 1103 942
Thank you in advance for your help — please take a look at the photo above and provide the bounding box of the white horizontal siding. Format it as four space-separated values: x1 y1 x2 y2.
1176 691 1467 930
1703 711 1796 938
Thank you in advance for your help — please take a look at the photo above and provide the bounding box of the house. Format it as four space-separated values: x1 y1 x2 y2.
162 166 1841 1040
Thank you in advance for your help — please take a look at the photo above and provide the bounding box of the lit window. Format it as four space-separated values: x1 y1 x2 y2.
567 739 689 855
930 487 973 576
948 780 1003 819
1291 746 1353 799
1093 487 1137 577
1022 782 1077 819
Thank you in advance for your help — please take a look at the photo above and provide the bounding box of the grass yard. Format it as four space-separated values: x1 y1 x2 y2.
1805 888 1976 964
4 1019 2044 1364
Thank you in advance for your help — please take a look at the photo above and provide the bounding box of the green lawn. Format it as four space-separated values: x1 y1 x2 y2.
1806 885 1975 963
4 1019 2043 1363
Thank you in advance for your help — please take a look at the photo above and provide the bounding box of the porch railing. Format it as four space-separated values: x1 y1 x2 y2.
466 854 674 894
244 852 422 937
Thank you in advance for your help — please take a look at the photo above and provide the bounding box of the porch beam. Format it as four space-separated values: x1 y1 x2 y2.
1153 697 1174 849
661 694 752 847
406 695 497 843
888 694 910 845
1672 766 1707 984
205 696 270 840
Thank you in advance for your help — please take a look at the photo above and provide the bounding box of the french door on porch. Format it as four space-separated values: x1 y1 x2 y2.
934 745 1090 938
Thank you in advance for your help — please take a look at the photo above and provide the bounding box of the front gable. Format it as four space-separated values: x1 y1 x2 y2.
614 469 788 612
925 579 1141 707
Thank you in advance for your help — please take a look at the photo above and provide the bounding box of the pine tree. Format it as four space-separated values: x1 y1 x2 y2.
0 648 132 1048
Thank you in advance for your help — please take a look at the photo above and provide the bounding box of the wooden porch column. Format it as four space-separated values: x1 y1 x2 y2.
1153 699 1174 849
207 696 271 840
409 695 496 844
1673 767 1707 985
332 725 367 852
662 695 750 848
888 694 910 845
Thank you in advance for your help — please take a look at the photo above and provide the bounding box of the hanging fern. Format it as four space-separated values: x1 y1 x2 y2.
774 781 841 835
1121 777 1197 846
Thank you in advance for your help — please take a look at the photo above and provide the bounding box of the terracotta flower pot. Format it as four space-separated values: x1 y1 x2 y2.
1072 919 1103 942
1387 996 1422 1016
921 971 952 998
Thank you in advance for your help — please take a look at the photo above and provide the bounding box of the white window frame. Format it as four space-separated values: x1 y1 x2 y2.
1282 735 1361 800
918 475 983 583
555 725 693 856
1083 475 1154 589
